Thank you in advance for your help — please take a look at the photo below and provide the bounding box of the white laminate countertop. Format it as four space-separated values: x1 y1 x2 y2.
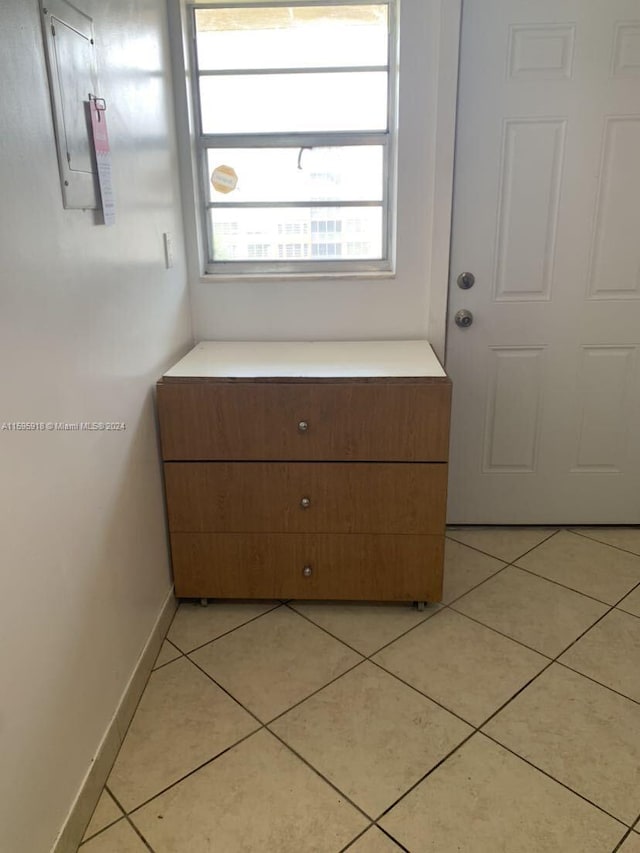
163 340 446 379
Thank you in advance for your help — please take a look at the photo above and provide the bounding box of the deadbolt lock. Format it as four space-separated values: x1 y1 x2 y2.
457 272 475 290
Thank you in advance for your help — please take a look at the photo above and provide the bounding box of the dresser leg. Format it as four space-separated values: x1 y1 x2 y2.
200 598 209 607
415 601 426 612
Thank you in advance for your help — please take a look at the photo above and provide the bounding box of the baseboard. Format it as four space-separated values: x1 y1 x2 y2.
51 587 178 853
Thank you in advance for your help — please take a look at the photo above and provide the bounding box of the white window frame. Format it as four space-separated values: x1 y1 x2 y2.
186 0 399 277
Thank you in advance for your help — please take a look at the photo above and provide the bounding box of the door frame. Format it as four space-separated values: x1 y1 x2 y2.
426 0 463 362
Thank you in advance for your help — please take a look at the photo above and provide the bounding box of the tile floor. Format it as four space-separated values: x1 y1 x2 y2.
79 527 640 852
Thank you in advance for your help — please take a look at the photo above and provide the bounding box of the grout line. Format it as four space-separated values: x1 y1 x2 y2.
185 608 366 728
479 731 631 828
104 784 125 812
612 812 640 852
445 604 555 659
361 605 448 658
442 562 509 607
337 823 375 853
612 830 635 853
151 646 183 672
442 526 569 610
445 526 561 564
185 656 265 728
266 728 374 823
123 814 155 852
125 727 262 816
368 657 477 729
264 657 366 726
169 600 284 656
510 562 634 607
86 787 155 851
441 525 587 608
374 824 412 852
285 599 443 658
570 528 640 559
338 823 411 853
448 533 631 612
151 654 184 672
117 604 287 764
618 604 640 621
76 816 126 848
554 660 640 709
375 728 478 820
448 571 640 668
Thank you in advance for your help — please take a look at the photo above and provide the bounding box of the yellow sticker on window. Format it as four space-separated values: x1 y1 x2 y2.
211 165 238 194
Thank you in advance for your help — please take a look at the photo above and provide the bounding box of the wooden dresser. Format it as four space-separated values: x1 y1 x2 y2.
156 341 451 605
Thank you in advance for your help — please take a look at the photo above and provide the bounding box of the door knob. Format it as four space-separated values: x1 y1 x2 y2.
457 272 475 290
455 309 473 328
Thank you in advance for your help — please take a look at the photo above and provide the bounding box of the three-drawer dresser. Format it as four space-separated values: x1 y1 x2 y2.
156 341 451 606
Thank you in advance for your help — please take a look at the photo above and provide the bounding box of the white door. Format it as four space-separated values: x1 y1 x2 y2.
446 0 640 524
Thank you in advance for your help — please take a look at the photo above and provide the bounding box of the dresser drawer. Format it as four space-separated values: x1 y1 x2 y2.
157 380 451 462
164 462 448 534
170 532 444 601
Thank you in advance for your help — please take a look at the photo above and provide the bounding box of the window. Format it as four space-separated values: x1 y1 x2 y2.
190 1 397 275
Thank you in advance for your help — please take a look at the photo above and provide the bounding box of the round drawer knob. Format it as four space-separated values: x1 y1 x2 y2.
302 565 313 577
298 420 309 432
300 496 311 509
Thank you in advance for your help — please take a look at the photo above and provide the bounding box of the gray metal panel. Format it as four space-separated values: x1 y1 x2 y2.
40 0 99 209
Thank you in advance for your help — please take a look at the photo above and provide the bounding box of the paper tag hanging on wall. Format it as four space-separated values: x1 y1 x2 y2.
89 95 116 225
211 164 238 194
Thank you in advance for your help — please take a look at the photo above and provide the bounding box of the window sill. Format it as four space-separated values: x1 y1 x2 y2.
198 270 397 284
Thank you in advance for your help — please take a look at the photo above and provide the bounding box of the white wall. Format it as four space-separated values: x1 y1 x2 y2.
183 0 460 358
0 2 192 851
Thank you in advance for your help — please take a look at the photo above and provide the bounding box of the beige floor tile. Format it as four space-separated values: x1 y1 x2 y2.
270 661 471 818
131 729 368 853
572 527 640 556
618 585 640 618
484 664 640 824
560 609 640 702
345 827 404 852
167 600 279 653
80 819 147 852
374 609 547 725
379 734 625 853
108 657 257 811
81 790 123 841
452 567 608 657
619 834 640 853
441 539 506 604
516 530 640 604
289 600 440 656
153 639 181 669
447 526 556 563
190 606 362 721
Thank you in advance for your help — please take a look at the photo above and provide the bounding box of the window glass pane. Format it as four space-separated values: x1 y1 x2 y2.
199 72 387 134
207 147 383 204
195 5 388 71
210 206 383 261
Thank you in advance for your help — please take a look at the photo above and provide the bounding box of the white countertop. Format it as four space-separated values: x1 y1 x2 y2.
164 340 446 379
